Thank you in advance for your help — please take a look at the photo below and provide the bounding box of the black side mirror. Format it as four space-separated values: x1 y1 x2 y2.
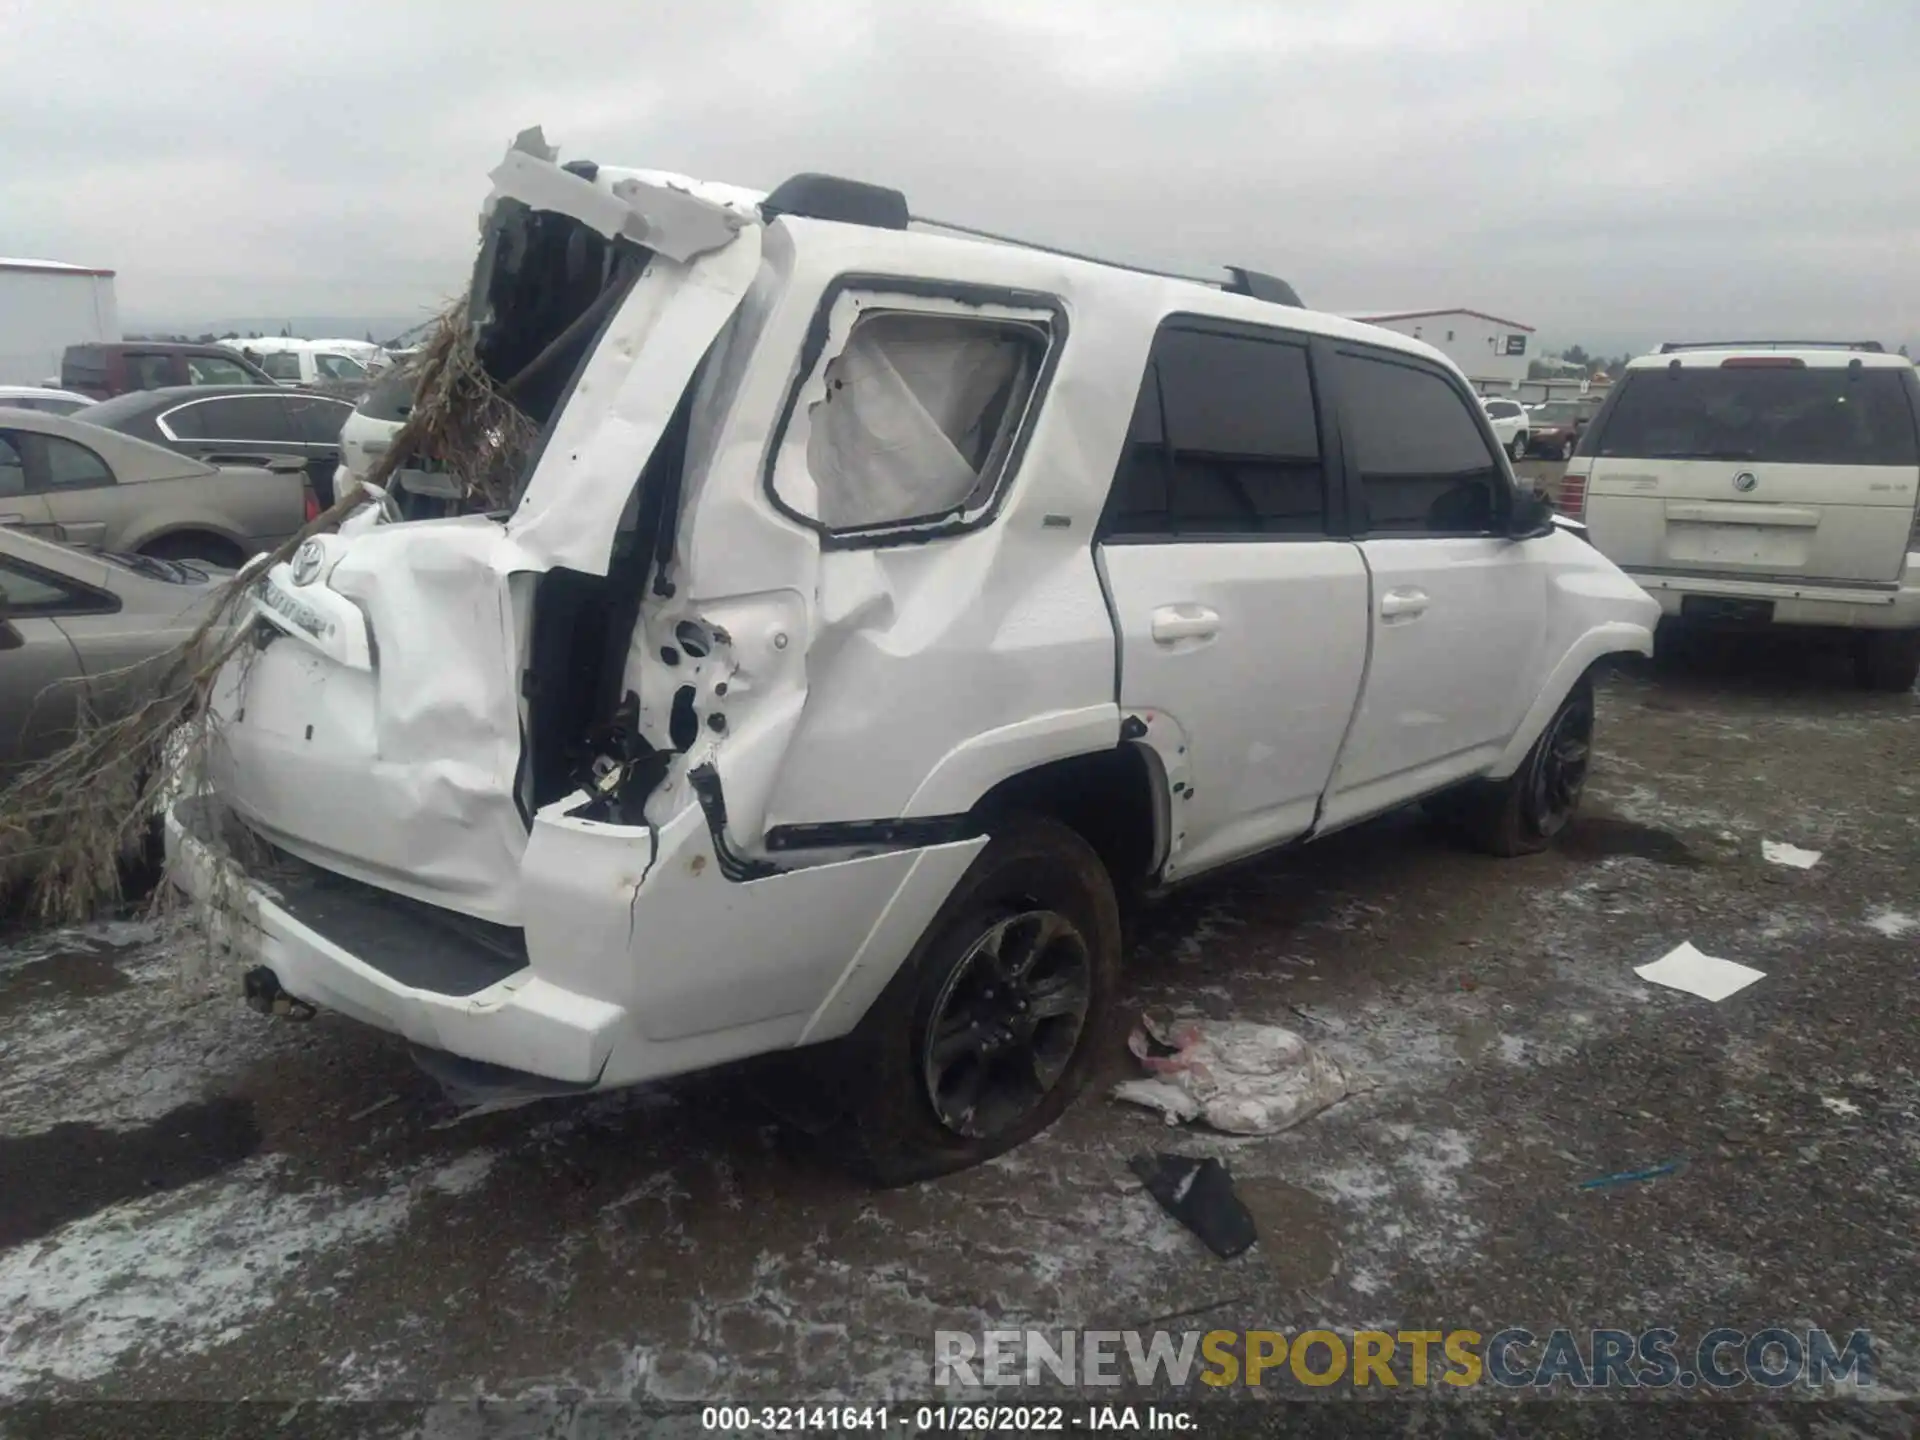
1510 486 1555 539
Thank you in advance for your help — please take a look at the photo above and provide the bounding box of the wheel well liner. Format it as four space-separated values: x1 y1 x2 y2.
969 744 1164 893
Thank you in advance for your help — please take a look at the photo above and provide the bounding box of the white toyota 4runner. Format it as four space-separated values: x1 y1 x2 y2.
167 135 1658 1181
1562 342 1920 691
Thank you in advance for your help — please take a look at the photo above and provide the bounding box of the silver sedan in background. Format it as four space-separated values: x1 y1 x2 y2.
0 527 229 780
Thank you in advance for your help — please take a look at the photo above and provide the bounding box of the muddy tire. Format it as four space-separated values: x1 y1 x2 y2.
1857 630 1920 693
837 815 1121 1187
1433 677 1595 857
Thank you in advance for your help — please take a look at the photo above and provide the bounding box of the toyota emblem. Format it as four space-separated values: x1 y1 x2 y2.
290 539 326 586
1732 471 1759 494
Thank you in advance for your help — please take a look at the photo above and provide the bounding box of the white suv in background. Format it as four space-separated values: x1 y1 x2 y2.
1481 395 1530 461
1562 341 1920 691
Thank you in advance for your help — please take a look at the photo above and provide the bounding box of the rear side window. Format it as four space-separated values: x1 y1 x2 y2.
25 434 115 491
0 435 24 497
188 355 261 386
184 396 294 443
356 366 416 423
256 352 303 382
314 353 368 381
1592 366 1920 466
287 395 353 445
127 355 174 391
1102 326 1326 537
1334 351 1503 534
791 308 1049 534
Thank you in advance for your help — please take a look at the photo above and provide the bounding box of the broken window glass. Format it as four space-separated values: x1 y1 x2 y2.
803 311 1046 532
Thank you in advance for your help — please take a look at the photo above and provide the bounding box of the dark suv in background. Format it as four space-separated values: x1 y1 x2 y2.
60 343 278 400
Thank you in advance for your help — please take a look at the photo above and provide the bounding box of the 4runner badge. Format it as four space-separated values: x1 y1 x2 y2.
290 540 326 585
1732 471 1759 493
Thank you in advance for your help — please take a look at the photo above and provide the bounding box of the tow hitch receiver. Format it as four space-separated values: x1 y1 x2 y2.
243 966 316 1021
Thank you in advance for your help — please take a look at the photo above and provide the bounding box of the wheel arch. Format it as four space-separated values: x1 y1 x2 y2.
969 741 1170 898
1485 622 1649 779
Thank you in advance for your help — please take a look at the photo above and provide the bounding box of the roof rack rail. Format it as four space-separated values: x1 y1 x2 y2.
763 174 909 230
903 213 1308 309
759 175 1309 308
1656 340 1885 354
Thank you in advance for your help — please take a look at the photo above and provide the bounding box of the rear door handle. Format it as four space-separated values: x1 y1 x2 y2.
1150 604 1220 643
1379 588 1429 619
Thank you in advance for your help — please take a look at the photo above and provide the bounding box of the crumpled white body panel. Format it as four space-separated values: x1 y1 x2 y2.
213 519 534 923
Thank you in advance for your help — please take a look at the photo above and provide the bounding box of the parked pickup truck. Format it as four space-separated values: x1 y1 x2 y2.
166 135 1659 1183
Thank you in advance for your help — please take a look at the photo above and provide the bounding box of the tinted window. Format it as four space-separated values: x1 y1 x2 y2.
1593 366 1920 466
128 355 175 391
0 560 79 613
357 366 417 423
1485 400 1522 419
256 352 303 382
287 395 353 445
186 396 293 444
39 435 115 490
187 355 260 386
1335 352 1502 534
1104 363 1170 534
315 352 368 381
1104 328 1326 537
0 434 24 497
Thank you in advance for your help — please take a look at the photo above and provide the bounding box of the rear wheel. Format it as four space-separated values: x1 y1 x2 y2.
1509 432 1528 462
1557 437 1575 461
1433 677 1595 856
838 815 1120 1186
1857 630 1920 693
141 532 244 567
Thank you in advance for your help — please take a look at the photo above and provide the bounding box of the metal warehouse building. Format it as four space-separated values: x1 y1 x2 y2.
0 256 120 386
1342 308 1535 394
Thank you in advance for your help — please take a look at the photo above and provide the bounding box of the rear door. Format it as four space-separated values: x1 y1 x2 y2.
1582 361 1920 585
162 392 299 467
0 551 95 778
1099 322 1370 879
1319 345 1549 831
11 427 130 549
0 432 58 538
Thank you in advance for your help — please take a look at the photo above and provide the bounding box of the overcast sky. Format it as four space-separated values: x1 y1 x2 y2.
5 0 1915 353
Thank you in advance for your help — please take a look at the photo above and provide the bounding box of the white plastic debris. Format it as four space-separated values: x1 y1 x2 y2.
1112 1014 1351 1136
1633 942 1765 1002
1762 841 1822 870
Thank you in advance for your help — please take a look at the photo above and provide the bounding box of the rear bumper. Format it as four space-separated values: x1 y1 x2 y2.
1628 557 1920 630
165 796 623 1084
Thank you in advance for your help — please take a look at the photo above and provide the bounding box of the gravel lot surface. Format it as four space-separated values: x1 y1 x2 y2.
3 626 1916 1436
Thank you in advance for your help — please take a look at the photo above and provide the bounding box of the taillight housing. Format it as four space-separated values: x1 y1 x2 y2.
303 484 321 524
1556 466 1588 519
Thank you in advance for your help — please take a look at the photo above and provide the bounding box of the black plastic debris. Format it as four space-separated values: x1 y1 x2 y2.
1129 1152 1257 1259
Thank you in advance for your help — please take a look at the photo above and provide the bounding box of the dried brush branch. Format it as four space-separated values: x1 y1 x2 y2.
0 301 536 924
